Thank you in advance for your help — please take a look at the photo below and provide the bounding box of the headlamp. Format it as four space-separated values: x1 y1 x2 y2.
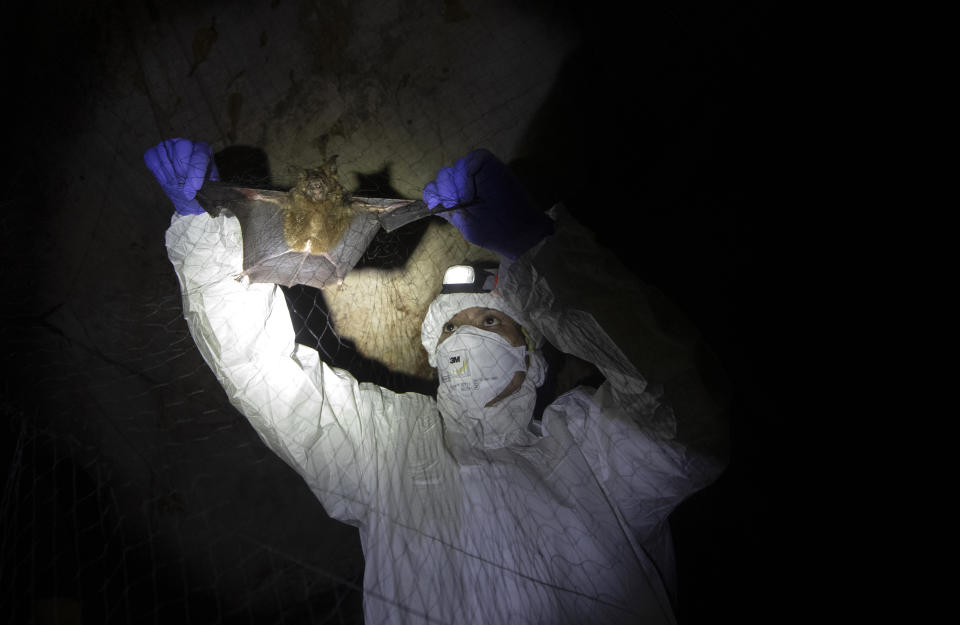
441 263 499 294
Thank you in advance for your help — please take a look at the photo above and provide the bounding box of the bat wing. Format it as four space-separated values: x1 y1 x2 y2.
196 182 379 289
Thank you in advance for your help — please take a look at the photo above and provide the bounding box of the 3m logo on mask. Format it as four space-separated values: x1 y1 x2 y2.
447 350 468 376
436 326 527 401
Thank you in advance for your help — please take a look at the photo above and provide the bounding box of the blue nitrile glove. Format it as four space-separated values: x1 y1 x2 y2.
143 138 220 216
422 149 554 259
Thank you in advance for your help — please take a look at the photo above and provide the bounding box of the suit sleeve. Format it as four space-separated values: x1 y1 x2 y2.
497 204 730 468
164 212 435 527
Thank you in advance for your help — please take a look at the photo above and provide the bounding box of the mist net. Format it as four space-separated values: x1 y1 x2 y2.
1 1 735 624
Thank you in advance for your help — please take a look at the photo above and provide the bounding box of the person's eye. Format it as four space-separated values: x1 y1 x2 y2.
444 322 456 333
483 316 499 326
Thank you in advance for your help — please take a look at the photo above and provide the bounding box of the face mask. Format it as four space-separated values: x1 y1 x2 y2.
435 325 528 411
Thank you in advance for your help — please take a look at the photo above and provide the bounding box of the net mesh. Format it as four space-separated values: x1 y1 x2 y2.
2 0 763 623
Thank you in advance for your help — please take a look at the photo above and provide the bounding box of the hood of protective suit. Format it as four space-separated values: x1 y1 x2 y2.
421 292 542 367
422 292 547 450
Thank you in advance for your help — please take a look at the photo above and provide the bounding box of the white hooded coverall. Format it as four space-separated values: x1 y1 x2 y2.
165 204 727 625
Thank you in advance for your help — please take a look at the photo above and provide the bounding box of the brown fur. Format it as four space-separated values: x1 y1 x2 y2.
284 157 357 253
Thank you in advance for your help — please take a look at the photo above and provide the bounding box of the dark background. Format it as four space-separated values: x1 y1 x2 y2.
2 1 792 623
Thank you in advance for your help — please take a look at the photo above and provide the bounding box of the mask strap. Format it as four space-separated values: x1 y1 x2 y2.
521 326 536 356
529 340 563 432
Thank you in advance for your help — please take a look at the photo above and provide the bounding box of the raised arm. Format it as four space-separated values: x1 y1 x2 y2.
148 139 435 526
499 205 730 462
422 149 729 461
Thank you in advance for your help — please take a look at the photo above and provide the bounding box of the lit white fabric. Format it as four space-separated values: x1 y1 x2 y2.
165 208 725 625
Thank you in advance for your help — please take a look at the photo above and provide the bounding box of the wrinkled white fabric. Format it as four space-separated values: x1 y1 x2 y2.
165 208 725 625
421 291 541 367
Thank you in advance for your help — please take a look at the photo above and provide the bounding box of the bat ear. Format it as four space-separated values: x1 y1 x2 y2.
324 155 339 175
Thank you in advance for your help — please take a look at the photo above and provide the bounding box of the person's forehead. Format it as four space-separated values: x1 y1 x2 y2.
447 307 512 323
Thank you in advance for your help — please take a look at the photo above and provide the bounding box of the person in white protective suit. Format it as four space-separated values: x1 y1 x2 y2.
146 139 730 625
